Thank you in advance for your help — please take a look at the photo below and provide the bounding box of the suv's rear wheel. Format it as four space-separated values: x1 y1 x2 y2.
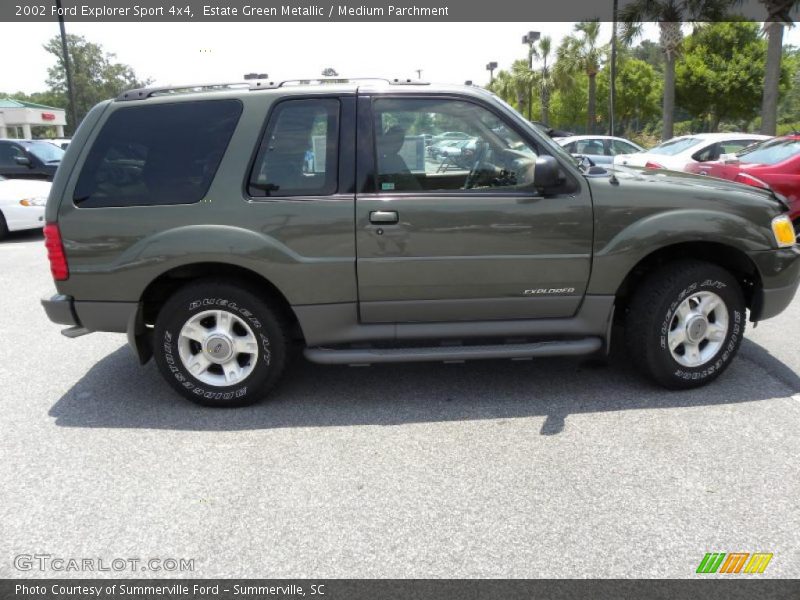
0 212 8 241
154 281 287 407
625 260 746 389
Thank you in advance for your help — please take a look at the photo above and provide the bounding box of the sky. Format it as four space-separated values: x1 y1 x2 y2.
1 21 799 95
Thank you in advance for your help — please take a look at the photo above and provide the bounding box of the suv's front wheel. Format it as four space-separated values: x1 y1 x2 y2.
625 260 746 389
154 281 287 407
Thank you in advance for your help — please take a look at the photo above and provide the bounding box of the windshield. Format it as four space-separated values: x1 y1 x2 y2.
22 141 64 163
737 137 800 165
648 137 700 156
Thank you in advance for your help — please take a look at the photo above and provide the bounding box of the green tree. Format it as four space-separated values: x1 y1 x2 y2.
619 0 738 141
487 69 516 107
549 75 589 132
777 46 800 129
759 1 800 134
510 59 537 119
488 60 538 118
631 39 665 71
598 58 662 133
676 21 789 131
556 20 604 133
44 34 151 134
531 36 554 125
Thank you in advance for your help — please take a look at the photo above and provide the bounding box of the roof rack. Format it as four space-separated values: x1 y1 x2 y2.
117 77 430 101
117 81 254 101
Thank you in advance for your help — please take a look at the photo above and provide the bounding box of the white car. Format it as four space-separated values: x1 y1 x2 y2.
613 133 771 171
0 176 50 239
556 135 644 165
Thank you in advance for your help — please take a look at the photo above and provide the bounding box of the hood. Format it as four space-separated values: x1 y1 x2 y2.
608 164 788 211
0 178 52 200
612 152 679 168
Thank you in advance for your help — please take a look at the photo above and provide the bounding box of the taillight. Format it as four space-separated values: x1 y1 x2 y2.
645 161 664 169
43 223 69 281
735 172 771 190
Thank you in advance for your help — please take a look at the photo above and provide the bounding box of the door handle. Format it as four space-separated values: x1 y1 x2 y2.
370 210 399 224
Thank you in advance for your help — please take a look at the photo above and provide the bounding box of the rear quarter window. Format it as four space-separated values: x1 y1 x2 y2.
73 99 242 208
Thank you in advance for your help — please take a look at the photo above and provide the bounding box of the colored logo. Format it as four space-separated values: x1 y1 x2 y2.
696 552 773 574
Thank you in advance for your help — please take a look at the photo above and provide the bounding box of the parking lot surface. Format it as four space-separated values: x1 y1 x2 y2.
1 229 799 578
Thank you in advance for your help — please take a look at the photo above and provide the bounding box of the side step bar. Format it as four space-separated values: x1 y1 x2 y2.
304 337 602 365
61 326 91 338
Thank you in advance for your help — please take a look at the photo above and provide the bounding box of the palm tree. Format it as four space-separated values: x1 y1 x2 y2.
510 59 537 118
532 36 554 125
619 0 736 141
759 1 798 134
556 21 603 133
488 69 515 104
487 67 530 116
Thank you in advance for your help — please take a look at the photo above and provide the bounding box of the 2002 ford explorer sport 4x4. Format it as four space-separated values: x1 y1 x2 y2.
40 78 800 407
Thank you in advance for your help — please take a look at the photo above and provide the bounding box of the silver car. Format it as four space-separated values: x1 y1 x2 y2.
557 135 644 165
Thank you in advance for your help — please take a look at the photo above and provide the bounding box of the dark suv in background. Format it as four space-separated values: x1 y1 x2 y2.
40 78 800 407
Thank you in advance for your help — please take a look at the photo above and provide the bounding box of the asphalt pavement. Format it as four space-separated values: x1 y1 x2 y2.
1 229 798 578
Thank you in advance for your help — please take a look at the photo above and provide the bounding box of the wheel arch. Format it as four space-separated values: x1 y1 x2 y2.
613 241 761 317
132 262 302 364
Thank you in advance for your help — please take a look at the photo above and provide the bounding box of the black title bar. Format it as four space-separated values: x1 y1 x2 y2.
4 579 800 600
3 0 799 22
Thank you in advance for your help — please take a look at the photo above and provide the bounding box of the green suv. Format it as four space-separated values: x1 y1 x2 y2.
41 78 800 407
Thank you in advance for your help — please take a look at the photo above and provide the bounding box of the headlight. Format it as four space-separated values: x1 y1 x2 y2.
19 196 47 207
771 214 796 248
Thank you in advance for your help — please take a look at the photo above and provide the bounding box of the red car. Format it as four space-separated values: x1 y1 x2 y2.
685 135 800 237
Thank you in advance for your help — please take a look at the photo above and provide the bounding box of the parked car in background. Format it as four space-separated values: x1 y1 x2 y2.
557 135 644 165
431 131 470 143
0 175 49 239
531 121 575 138
0 139 64 180
613 133 770 171
436 138 479 168
428 138 466 159
686 135 800 239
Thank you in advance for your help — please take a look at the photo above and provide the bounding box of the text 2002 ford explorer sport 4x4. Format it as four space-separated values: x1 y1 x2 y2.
41 78 800 407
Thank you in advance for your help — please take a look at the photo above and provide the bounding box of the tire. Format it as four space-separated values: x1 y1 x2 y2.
153 281 287 407
0 212 8 241
625 260 746 389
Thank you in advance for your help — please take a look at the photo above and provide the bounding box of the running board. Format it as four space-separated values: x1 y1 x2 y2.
304 338 602 365
61 326 91 338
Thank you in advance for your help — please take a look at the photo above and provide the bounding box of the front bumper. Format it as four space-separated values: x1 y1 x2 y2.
749 246 800 321
4 205 45 232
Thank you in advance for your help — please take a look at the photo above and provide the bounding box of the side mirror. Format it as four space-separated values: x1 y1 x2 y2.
14 156 32 167
534 155 561 189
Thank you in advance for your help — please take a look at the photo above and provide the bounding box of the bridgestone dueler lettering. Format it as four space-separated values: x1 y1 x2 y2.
625 260 746 389
153 281 287 407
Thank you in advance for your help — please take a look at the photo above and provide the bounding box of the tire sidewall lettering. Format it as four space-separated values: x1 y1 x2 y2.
663 279 741 381
162 295 272 400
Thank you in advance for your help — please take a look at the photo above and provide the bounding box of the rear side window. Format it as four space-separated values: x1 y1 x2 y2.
612 140 639 155
248 98 340 197
738 138 800 164
74 99 242 207
574 139 607 156
649 137 699 156
692 143 719 162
